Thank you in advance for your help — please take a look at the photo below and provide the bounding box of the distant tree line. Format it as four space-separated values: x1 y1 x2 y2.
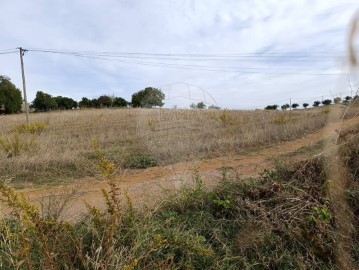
30 87 165 112
265 95 358 110
78 96 128 109
0 74 167 114
2 74 359 115
189 102 220 109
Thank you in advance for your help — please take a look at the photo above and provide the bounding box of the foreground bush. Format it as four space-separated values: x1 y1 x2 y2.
1 130 359 269
1 162 342 269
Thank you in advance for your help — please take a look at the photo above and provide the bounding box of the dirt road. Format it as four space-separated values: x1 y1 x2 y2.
4 115 359 219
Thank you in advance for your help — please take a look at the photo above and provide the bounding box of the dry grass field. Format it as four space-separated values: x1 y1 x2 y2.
1 105 359 269
0 107 332 183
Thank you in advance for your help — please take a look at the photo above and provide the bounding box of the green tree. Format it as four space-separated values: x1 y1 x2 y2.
281 104 290 110
197 101 206 109
113 97 128 107
131 87 165 108
333 97 341 104
98 95 112 107
91 98 100 108
345 96 352 102
322 99 332 106
313 101 321 107
265 105 278 110
343 96 352 104
0 75 22 114
291 103 299 109
190 102 207 109
79 97 92 108
31 91 58 112
54 96 77 110
303 103 309 108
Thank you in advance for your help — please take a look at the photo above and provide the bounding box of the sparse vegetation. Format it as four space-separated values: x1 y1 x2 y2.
0 108 331 182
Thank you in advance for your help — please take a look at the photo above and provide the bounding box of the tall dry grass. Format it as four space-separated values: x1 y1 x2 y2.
0 108 330 182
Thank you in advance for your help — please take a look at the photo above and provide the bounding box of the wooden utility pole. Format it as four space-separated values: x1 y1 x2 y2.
18 47 29 124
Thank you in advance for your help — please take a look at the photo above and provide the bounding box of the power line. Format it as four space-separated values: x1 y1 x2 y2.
2 47 359 75
26 47 357 57
27 49 355 70
24 49 359 76
0 50 18 55
27 48 352 62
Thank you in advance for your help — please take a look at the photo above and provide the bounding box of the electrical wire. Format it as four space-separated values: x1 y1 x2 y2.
27 48 352 62
24 49 359 76
0 50 18 55
2 47 359 75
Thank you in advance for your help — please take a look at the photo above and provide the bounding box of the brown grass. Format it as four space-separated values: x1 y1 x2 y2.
0 108 332 182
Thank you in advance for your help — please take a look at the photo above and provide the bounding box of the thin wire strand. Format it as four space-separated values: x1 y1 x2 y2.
25 49 359 75
0 51 18 55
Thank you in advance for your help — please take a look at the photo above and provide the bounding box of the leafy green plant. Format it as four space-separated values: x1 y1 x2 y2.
209 192 232 208
124 152 157 169
307 206 332 224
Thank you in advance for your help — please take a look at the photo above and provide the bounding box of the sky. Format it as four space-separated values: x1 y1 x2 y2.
0 0 359 109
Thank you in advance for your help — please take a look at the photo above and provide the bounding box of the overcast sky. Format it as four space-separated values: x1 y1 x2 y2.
1 0 359 109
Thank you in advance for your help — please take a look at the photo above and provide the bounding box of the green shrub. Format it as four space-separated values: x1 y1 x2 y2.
124 152 157 169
